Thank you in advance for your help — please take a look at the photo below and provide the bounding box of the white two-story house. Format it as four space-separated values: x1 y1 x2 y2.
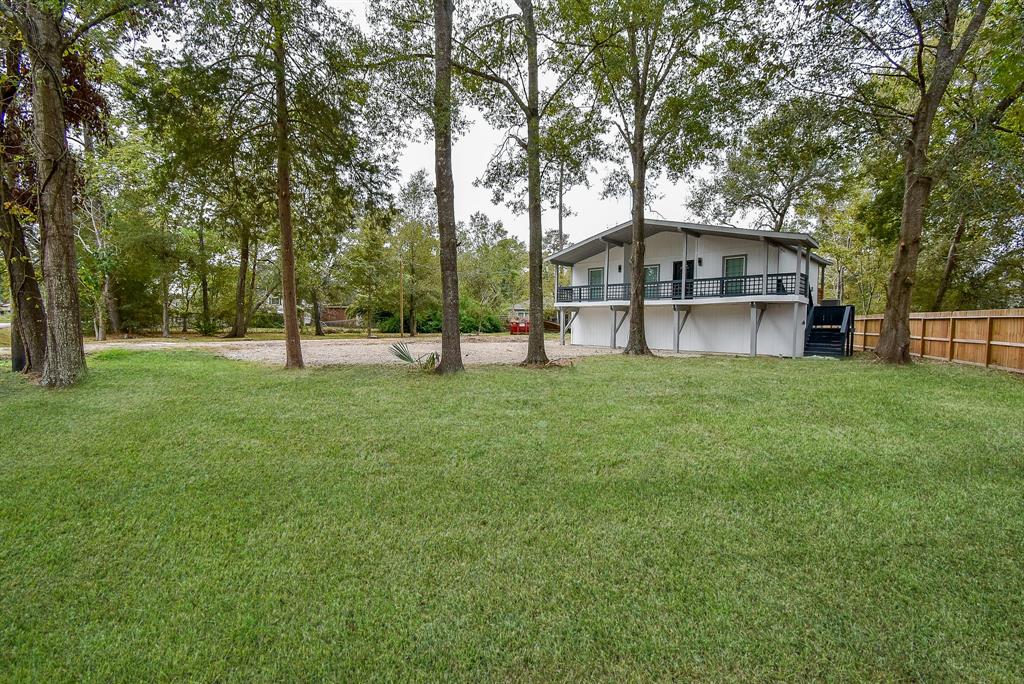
549 219 837 358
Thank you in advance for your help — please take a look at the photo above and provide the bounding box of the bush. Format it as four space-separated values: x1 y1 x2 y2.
249 311 284 329
377 315 402 334
196 319 221 336
412 304 507 334
416 309 443 334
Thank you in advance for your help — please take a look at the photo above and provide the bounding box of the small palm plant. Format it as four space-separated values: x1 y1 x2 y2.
388 342 439 371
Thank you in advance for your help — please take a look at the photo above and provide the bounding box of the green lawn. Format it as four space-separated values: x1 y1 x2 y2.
1 351 1022 681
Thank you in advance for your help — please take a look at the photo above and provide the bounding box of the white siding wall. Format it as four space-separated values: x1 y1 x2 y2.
570 302 808 357
571 248 625 286
570 233 823 287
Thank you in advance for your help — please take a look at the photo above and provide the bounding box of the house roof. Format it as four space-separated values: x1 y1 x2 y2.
547 219 828 267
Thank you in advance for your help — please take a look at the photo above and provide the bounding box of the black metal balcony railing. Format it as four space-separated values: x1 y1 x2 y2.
556 272 809 303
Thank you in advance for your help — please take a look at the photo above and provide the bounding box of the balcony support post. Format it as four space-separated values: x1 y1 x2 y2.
561 308 579 346
750 302 766 357
610 305 628 349
673 305 691 354
792 301 801 357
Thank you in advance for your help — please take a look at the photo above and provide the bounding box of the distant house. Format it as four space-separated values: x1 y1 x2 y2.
549 219 854 358
508 302 528 323
321 304 351 323
321 304 361 328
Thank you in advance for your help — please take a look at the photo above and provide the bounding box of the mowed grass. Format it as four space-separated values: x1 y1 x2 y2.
1 351 1022 682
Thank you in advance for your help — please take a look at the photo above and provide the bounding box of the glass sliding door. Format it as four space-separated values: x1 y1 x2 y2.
588 268 604 301
723 255 746 296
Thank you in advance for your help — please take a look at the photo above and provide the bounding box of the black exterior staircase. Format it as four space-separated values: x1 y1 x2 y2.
805 305 856 358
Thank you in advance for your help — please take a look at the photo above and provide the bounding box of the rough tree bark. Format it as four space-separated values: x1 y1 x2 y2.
931 214 967 311
516 0 549 366
272 10 304 369
433 0 464 374
875 0 992 363
623 142 651 355
1 194 47 373
23 6 86 386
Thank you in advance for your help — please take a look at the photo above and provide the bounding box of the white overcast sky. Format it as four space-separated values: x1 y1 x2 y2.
329 0 705 245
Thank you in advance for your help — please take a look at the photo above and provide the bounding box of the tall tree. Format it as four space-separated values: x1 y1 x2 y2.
563 0 757 355
453 1 603 365
432 0 463 373
271 3 302 369
135 0 394 353
808 0 1017 362
2 0 152 385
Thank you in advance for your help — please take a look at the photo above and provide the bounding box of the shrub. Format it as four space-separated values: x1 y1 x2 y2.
249 311 284 329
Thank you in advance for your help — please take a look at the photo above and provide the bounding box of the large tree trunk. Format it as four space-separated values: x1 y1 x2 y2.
227 225 250 337
1 182 47 373
931 214 967 312
517 0 548 366
273 12 304 370
875 118 934 363
24 8 85 386
623 145 651 355
433 0 463 374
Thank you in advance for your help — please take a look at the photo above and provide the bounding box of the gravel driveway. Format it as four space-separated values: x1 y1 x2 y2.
2 334 616 366
212 336 615 366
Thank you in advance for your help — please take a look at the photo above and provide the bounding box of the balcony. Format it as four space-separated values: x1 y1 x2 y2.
556 273 808 304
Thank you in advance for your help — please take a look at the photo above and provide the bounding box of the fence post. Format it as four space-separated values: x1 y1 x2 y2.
947 315 955 361
985 316 993 367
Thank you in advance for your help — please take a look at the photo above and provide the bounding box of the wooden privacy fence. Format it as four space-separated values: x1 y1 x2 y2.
854 309 1024 373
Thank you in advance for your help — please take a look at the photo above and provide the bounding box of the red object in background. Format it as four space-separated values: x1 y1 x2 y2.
509 319 530 335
